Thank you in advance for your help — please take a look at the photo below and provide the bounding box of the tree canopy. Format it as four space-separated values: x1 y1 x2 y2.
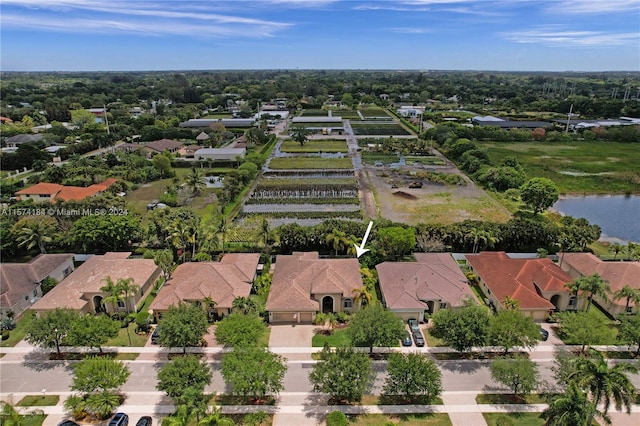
490 356 539 398
309 346 374 404
489 309 540 354
431 304 490 352
158 303 208 353
519 177 559 214
25 308 79 354
157 355 212 406
214 313 265 347
220 348 287 400
382 353 442 402
346 304 405 352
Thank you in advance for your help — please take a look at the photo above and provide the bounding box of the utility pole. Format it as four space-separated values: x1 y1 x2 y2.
565 104 573 133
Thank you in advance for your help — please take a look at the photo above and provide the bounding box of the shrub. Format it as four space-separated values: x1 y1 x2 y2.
325 411 348 426
1 330 10 341
135 312 151 333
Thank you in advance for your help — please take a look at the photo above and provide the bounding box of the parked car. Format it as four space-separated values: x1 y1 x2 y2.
151 326 160 344
57 421 80 426
412 330 425 347
402 331 412 347
109 413 129 426
135 416 152 426
539 327 549 341
407 318 420 333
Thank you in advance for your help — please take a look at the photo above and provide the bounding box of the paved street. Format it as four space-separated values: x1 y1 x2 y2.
1 342 639 426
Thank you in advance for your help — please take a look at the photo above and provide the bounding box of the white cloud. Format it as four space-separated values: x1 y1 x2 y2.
389 27 435 34
548 0 640 14
503 26 640 47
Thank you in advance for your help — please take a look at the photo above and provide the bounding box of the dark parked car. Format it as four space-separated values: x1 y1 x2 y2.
57 421 80 426
109 413 129 426
151 326 160 344
136 416 152 426
407 318 420 333
412 330 425 347
540 327 549 341
402 331 412 347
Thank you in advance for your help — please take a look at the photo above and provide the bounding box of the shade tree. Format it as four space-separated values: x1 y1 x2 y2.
158 303 208 353
382 353 442 402
490 356 539 399
214 313 265 347
346 303 405 353
157 355 212 407
220 348 287 401
431 304 490 352
489 309 540 354
309 346 374 404
25 308 79 354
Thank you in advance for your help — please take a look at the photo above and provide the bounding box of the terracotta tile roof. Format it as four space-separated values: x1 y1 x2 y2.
16 179 118 202
562 253 640 299
0 254 74 311
377 253 476 311
31 252 160 312
265 252 363 312
150 253 260 312
465 252 571 310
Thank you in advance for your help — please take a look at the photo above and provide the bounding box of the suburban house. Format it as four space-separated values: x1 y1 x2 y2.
376 253 477 322
266 252 364 324
149 253 260 320
465 252 576 320
5 133 44 148
559 252 640 317
117 139 183 158
194 147 246 161
15 178 118 203
0 254 75 318
30 252 161 315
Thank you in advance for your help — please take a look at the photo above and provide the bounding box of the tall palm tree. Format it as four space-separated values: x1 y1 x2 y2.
542 382 610 426
117 278 139 314
100 276 124 314
568 349 638 416
186 167 206 195
13 217 57 254
578 273 612 312
613 285 640 315
326 228 348 256
502 296 520 310
466 228 498 253
608 242 624 261
231 296 257 315
201 296 216 322
352 286 373 308
217 218 227 255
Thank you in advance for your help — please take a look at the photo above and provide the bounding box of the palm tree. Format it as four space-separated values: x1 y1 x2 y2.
154 249 175 281
345 235 358 257
352 286 373 308
13 217 56 254
326 228 348 256
609 242 624 261
578 273 612 312
198 407 234 426
117 278 139 314
502 296 520 310
231 296 257 315
217 218 227 255
85 391 121 420
186 167 206 195
162 405 191 426
100 276 124 314
613 285 640 315
542 382 610 426
568 349 638 416
0 400 44 426
466 228 498 254
202 296 216 322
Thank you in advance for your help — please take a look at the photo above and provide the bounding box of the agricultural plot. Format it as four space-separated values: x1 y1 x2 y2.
280 140 348 153
351 122 412 136
478 141 640 194
268 157 353 170
336 110 361 119
290 122 345 128
360 107 392 118
300 109 328 116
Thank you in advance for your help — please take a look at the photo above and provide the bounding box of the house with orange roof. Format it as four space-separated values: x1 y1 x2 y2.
465 252 577 320
149 253 260 320
266 252 364 324
30 252 161 315
15 178 118 203
376 253 477 322
560 252 640 317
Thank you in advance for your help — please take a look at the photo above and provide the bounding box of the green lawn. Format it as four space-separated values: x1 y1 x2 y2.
1 310 34 347
17 395 59 406
257 327 271 347
483 413 545 426
477 141 640 194
347 413 452 426
20 415 46 426
269 157 353 170
311 328 351 347
280 140 348 153
424 329 445 347
360 395 444 405
106 322 150 347
476 394 548 405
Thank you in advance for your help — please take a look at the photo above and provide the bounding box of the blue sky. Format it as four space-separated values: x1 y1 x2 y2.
1 0 639 71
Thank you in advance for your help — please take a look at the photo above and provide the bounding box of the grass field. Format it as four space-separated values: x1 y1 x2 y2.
347 413 452 425
483 413 545 426
17 395 60 406
1 310 34 347
476 394 548 404
478 141 640 194
269 157 353 170
280 140 348 153
106 322 149 347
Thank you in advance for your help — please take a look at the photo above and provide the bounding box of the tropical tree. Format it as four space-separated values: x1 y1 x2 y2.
431 304 490 353
231 296 258 315
217 218 227 254
352 286 373 307
117 277 139 313
577 273 611 312
542 382 611 426
346 303 405 353
157 355 212 407
289 128 309 146
100 276 123 314
214 313 265 347
618 313 640 354
608 242 624 260
220 348 287 401
12 216 57 254
84 391 121 420
186 167 206 195
67 314 120 353
25 308 79 354
489 309 540 354
0 401 44 426
613 285 640 315
556 311 616 353
198 407 234 426
466 228 498 253
519 177 559 215
326 228 349 256
154 249 175 280
567 349 638 416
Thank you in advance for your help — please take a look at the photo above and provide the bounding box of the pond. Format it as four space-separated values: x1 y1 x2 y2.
553 195 640 243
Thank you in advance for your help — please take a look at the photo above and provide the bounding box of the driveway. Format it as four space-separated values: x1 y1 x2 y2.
269 324 315 348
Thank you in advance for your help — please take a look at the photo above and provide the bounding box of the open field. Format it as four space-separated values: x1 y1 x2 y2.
351 123 411 135
368 166 511 225
478 141 640 194
280 140 348 153
268 157 353 170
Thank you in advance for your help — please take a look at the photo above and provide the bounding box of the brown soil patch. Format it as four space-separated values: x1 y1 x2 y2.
392 191 418 200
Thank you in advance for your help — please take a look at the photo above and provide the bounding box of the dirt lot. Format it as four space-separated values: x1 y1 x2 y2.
366 153 511 225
